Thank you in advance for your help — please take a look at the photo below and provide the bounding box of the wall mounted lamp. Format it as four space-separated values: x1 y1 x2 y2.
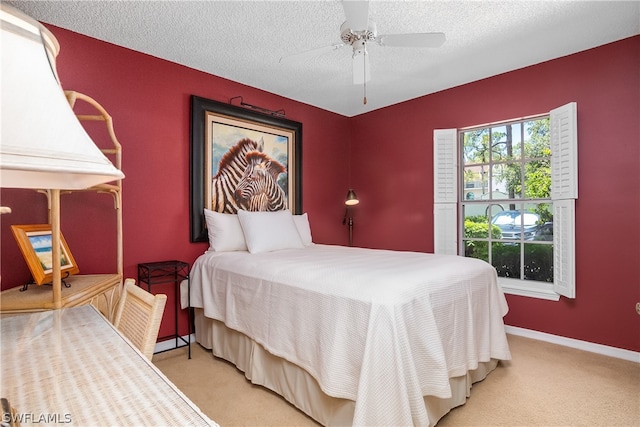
342 189 359 246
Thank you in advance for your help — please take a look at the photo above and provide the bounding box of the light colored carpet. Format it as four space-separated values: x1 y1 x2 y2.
153 334 639 426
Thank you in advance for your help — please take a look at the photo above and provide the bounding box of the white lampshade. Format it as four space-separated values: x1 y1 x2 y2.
0 4 124 190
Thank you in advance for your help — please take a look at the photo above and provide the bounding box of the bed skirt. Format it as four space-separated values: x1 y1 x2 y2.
193 308 499 427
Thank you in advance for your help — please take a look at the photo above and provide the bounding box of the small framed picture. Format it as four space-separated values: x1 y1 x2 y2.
11 224 79 285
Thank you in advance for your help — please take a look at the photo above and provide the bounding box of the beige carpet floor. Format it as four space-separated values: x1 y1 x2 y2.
154 334 639 426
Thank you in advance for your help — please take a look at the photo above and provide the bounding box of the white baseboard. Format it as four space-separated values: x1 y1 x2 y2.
505 326 639 363
154 333 195 354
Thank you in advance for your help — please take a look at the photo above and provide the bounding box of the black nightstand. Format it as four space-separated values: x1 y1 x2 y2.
138 260 191 359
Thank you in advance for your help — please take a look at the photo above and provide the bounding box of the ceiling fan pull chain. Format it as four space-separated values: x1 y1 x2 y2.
363 53 367 105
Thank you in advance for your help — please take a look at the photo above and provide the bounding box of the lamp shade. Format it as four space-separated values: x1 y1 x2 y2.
0 4 124 190
345 189 359 206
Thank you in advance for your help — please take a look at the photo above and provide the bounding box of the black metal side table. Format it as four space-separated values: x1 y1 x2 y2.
137 260 191 359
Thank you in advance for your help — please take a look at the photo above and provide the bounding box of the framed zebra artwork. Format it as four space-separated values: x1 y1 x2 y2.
190 95 303 243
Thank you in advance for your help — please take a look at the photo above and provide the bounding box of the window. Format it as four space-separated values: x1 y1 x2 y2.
434 103 577 300
462 117 553 283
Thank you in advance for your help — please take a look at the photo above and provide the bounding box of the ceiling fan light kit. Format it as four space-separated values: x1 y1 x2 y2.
281 0 446 104
340 20 377 47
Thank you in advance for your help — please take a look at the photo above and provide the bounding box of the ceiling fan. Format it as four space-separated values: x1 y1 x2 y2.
279 0 445 103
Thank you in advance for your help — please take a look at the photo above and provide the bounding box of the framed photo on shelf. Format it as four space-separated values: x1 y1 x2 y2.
10 224 79 285
189 95 303 242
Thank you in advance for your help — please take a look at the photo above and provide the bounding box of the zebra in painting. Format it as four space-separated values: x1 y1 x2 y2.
234 151 287 211
210 138 263 213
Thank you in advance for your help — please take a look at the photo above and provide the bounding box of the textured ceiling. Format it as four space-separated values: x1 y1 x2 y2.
5 1 640 117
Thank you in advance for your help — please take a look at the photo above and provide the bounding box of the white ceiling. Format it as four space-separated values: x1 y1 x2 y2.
6 1 640 117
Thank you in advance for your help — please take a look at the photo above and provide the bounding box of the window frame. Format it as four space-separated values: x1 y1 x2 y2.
433 102 577 300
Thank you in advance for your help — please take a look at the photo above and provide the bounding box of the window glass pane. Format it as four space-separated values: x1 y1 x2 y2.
463 166 489 199
524 118 550 160
491 164 522 199
463 205 490 261
491 204 528 240
524 158 551 198
463 203 490 223
492 123 522 161
530 202 553 241
487 204 505 239
517 203 540 241
465 241 489 261
492 241 520 279
523 118 551 197
463 129 490 165
524 243 553 282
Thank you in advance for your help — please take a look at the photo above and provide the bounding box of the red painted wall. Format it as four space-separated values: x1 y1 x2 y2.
0 26 352 338
349 36 640 352
1 24 637 352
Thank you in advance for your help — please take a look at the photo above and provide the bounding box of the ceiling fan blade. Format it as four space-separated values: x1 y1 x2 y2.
378 32 446 48
279 43 345 64
342 0 369 30
352 52 371 85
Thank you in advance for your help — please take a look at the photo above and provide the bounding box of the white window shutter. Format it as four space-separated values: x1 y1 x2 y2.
434 203 457 255
551 102 578 200
550 102 577 299
433 129 457 203
553 199 576 298
434 129 458 255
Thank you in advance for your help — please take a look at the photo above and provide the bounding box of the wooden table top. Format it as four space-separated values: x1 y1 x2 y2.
0 305 217 426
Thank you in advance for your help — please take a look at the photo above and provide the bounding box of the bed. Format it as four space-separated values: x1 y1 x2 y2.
182 210 511 426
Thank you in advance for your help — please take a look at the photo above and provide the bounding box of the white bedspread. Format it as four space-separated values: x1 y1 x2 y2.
187 244 511 426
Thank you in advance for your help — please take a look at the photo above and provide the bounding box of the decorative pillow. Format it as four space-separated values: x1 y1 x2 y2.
203 209 247 252
293 212 313 246
237 209 304 254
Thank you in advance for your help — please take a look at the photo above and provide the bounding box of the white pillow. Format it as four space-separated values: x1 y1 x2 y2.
237 210 304 254
293 213 313 246
203 209 247 252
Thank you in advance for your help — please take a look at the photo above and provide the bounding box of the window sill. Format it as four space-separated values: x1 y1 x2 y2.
499 277 560 301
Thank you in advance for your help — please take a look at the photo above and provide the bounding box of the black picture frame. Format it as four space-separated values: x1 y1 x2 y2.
190 95 303 242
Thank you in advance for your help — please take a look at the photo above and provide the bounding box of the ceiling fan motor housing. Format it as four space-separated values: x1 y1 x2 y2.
340 20 377 52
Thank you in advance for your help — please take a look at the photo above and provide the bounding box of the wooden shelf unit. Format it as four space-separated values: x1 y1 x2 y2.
0 274 121 316
1 92 123 321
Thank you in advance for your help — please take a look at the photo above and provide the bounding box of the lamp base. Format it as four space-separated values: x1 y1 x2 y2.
348 216 354 246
